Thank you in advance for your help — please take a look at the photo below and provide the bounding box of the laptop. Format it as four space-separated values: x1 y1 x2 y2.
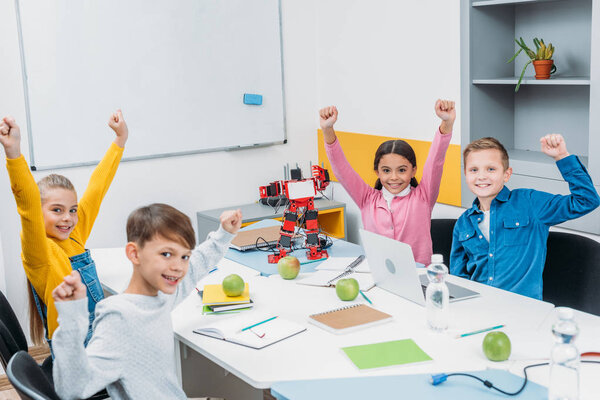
359 229 480 306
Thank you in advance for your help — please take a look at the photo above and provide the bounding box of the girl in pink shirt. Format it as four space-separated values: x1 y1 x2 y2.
319 100 455 265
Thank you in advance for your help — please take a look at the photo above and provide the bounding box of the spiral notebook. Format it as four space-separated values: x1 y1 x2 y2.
308 304 393 334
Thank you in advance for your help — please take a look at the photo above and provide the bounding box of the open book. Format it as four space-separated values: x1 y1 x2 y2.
193 313 306 349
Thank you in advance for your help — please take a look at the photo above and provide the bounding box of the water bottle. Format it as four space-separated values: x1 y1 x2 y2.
425 254 449 332
549 307 580 400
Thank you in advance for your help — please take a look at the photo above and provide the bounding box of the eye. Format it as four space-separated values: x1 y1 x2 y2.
52 208 62 213
182 255 190 261
161 252 172 258
69 208 77 214
399 168 406 173
469 168 477 173
382 168 390 173
488 167 496 172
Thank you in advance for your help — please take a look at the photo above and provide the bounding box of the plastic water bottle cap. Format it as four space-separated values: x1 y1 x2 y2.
431 254 444 263
556 307 574 320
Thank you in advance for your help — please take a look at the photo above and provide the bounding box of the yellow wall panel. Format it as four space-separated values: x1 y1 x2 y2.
317 130 461 207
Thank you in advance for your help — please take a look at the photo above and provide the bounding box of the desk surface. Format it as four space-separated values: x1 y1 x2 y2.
94 243 600 399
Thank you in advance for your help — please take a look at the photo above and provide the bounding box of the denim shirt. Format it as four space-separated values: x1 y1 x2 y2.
450 155 600 299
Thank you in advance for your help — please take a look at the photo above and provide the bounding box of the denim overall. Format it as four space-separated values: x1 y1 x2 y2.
31 244 104 353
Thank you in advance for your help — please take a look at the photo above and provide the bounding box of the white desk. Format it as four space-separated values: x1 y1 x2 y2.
94 249 599 400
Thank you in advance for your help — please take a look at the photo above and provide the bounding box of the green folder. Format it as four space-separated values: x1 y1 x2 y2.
341 339 432 370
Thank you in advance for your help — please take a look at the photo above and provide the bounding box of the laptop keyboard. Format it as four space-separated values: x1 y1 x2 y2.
421 285 455 299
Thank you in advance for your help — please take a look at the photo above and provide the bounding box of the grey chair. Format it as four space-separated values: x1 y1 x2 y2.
430 219 457 266
6 351 60 400
543 231 600 316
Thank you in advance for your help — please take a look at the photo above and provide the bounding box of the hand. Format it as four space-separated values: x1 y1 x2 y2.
435 99 456 135
319 106 338 130
220 209 242 234
52 271 87 302
0 116 22 159
540 134 569 161
108 109 129 147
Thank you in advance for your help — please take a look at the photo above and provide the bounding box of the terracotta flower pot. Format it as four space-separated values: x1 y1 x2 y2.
533 60 554 79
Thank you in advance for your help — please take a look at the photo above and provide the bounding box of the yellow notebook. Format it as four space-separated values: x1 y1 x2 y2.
202 283 250 306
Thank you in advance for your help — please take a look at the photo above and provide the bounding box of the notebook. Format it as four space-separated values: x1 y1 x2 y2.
230 225 283 251
308 304 392 334
296 270 375 291
202 283 250 306
341 339 432 370
193 313 307 349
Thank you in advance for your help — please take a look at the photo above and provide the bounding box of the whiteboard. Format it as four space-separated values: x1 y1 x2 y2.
16 0 285 170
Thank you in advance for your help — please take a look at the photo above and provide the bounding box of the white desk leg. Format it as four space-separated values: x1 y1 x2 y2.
175 338 183 386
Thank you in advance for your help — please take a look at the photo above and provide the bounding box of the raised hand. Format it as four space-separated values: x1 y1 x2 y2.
0 116 22 159
435 99 456 135
319 106 338 130
108 109 129 148
52 271 87 302
220 209 243 234
540 133 569 161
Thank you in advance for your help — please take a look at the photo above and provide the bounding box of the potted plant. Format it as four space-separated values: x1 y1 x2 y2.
507 37 556 92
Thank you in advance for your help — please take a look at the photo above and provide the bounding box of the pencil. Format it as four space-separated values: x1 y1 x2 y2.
456 324 505 338
241 316 278 332
359 290 373 305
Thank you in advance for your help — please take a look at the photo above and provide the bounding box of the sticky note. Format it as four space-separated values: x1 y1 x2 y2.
243 93 263 105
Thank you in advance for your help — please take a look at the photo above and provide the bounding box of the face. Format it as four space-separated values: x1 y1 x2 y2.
375 153 417 194
126 235 192 296
41 188 78 240
464 149 512 204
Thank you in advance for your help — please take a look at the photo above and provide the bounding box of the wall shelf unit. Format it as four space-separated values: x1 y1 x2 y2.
461 0 600 234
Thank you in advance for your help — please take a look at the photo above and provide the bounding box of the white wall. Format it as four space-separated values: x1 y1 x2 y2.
0 0 319 337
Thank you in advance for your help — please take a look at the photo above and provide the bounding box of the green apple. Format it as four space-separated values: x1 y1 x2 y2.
277 256 300 280
336 278 359 301
482 331 511 361
222 274 245 297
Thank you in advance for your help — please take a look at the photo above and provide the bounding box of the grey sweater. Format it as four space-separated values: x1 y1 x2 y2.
52 227 234 400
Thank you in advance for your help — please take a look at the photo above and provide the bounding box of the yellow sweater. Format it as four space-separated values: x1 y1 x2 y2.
6 143 124 338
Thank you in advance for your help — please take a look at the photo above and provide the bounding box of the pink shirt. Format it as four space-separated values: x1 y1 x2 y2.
325 129 452 265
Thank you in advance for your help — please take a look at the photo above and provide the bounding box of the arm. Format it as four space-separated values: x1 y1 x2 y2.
174 210 241 304
532 134 600 225
419 100 455 208
449 224 470 278
73 110 128 244
52 273 123 400
1 117 51 269
319 106 374 208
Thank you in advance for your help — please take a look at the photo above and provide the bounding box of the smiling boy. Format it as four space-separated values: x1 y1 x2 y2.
51 203 242 400
450 135 599 299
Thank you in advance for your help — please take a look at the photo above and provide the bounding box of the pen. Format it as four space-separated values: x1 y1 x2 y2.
359 290 372 305
241 316 278 332
208 266 218 274
300 258 324 265
456 324 505 338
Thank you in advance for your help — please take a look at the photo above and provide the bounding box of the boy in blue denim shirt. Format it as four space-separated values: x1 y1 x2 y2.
450 135 599 299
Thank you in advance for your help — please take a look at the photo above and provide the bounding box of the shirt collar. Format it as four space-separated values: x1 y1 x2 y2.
466 186 511 216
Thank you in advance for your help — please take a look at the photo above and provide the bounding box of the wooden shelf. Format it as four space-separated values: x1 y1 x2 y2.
472 76 590 86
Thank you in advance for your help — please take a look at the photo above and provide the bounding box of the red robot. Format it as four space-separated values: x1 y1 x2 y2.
259 165 330 263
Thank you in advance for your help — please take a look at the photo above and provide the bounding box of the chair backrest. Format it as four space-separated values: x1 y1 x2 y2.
0 290 28 351
543 231 600 316
430 219 457 267
6 351 60 400
0 320 21 370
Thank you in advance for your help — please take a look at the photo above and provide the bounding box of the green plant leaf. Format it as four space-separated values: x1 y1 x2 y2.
507 47 523 63
515 59 532 93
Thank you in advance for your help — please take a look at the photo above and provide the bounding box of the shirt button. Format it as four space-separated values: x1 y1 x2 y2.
478 218 481 222
489 253 493 257
489 277 493 281
479 235 483 239
515 222 519 226
466 234 469 238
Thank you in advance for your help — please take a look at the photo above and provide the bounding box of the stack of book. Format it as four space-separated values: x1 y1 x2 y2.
199 283 254 315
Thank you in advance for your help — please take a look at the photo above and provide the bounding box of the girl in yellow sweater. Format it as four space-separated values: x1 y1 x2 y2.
0 111 128 349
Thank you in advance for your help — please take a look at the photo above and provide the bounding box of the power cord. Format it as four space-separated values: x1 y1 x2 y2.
431 359 600 396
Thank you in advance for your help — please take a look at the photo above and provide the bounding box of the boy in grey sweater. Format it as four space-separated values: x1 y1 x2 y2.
51 203 242 400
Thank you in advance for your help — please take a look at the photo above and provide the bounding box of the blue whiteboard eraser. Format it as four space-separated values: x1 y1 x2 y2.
243 93 263 105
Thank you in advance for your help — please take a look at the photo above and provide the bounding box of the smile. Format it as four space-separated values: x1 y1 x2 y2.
162 274 180 285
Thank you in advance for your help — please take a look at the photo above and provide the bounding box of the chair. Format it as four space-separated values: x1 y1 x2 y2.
6 351 60 400
0 290 53 380
543 231 600 316
430 219 457 266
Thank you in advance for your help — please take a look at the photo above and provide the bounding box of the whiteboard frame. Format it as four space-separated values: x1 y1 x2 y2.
15 0 287 171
